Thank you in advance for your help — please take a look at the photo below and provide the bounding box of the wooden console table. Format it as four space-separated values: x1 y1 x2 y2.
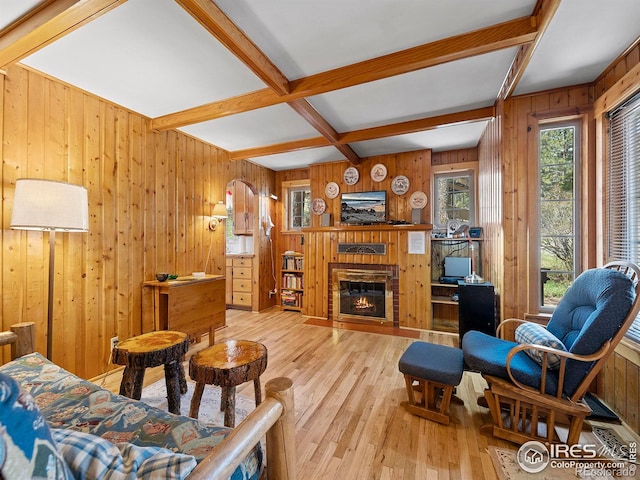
143 275 225 345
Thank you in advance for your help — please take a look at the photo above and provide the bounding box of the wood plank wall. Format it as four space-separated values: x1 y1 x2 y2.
478 38 640 434
593 39 640 434
0 64 275 379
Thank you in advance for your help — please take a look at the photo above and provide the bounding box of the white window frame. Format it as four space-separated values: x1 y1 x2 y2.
536 120 582 312
431 164 477 231
282 179 311 232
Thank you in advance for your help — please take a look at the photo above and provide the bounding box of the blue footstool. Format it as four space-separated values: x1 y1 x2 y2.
398 341 464 425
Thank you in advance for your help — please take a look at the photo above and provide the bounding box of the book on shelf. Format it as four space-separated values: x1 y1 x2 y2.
281 289 303 307
282 273 303 289
282 255 303 271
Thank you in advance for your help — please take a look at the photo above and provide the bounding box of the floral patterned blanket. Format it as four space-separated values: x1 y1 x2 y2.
0 353 262 480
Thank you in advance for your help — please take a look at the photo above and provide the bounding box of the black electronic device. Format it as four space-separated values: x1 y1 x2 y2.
340 190 387 225
439 276 460 284
458 281 495 347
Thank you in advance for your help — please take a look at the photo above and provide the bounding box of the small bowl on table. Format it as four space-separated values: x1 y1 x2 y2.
168 274 179 280
156 273 169 282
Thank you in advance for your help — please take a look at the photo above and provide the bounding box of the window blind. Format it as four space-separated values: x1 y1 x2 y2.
607 91 640 342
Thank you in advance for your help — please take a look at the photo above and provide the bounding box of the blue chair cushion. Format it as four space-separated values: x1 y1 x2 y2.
462 330 560 395
398 342 464 386
515 322 567 369
462 267 635 398
546 268 634 395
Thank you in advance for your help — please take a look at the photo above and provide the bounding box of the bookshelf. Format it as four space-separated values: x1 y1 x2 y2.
281 253 304 311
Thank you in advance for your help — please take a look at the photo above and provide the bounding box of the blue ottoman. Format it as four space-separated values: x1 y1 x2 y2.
398 341 464 425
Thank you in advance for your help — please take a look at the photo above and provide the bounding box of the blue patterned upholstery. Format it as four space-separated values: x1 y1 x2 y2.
463 267 635 397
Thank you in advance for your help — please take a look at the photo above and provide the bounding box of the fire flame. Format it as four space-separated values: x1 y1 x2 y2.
354 296 374 310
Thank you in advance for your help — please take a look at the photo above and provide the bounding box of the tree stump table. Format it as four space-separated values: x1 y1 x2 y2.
188 340 268 427
111 330 189 415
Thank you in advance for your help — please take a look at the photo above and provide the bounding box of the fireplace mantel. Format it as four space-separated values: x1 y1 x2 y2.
303 224 432 233
303 226 432 330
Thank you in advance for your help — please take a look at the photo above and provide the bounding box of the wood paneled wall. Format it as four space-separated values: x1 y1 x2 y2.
0 64 275 379
308 151 431 227
593 39 640 434
478 40 640 433
489 85 594 321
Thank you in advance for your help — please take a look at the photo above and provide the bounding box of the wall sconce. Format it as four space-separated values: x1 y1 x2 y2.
209 201 227 231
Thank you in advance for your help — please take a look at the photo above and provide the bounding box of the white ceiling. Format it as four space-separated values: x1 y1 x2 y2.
3 0 640 171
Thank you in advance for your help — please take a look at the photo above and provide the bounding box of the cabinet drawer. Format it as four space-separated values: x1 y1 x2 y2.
233 278 251 292
233 267 251 280
233 293 252 306
232 258 252 268
232 267 252 279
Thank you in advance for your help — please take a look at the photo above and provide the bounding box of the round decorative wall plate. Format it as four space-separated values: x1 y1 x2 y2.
391 175 410 195
343 166 359 185
370 163 387 182
325 181 340 199
409 191 428 209
312 197 326 215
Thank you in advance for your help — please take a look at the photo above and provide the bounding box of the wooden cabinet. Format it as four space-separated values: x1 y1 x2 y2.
430 238 483 333
142 275 225 345
227 256 254 309
280 253 304 311
231 180 254 235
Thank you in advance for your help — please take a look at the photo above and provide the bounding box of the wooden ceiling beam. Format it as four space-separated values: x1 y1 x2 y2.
0 0 127 68
339 106 496 144
230 106 495 161
499 0 560 99
175 0 290 95
287 99 361 164
152 15 538 131
229 137 330 161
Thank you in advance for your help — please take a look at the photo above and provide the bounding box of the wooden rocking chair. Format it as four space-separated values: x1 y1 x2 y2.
462 261 640 445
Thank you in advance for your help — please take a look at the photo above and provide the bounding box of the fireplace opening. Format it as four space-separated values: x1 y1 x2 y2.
339 280 386 319
330 265 397 325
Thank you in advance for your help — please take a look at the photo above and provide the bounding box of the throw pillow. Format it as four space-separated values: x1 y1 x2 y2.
515 322 568 369
52 429 197 480
0 372 72 480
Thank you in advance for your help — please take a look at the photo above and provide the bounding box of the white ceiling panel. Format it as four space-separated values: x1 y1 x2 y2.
216 0 534 79
308 49 516 133
515 0 640 95
4 0 639 172
1 0 43 31
248 147 346 171
351 121 489 158
21 0 266 117
179 104 322 151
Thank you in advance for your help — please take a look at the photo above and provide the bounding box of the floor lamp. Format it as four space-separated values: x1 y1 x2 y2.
10 179 89 360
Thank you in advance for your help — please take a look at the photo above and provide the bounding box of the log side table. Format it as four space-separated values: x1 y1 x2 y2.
188 340 268 427
112 330 190 415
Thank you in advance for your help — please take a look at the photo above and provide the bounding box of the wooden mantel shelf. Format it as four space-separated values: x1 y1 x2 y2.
303 224 433 233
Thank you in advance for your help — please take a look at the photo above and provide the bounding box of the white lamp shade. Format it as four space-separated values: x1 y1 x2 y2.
212 201 227 219
11 179 89 232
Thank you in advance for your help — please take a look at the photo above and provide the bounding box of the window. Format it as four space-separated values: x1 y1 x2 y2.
607 91 640 342
283 181 311 231
433 170 475 228
538 122 581 308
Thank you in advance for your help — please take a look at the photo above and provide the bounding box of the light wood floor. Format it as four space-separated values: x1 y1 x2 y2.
96 308 640 480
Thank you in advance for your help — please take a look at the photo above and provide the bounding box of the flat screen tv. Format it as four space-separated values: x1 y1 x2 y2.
340 190 387 225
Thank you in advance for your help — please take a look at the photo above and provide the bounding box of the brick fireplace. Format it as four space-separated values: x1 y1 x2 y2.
328 263 399 327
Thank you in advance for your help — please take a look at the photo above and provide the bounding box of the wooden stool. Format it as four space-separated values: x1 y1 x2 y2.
189 340 268 427
112 330 189 415
398 341 464 425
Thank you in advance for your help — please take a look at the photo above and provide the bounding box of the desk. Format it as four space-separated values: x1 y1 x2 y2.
143 275 225 345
